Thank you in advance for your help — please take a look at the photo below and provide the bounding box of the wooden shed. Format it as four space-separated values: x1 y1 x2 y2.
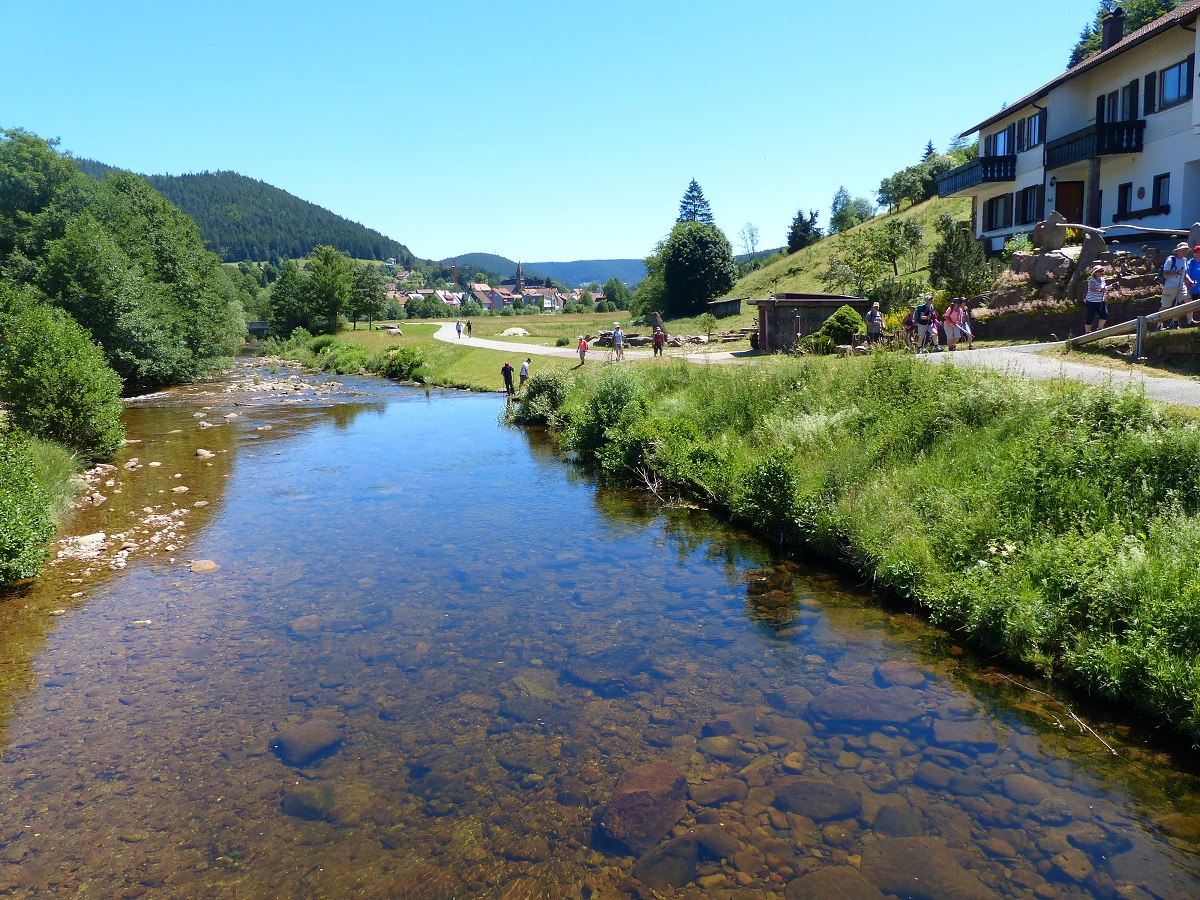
751 293 870 352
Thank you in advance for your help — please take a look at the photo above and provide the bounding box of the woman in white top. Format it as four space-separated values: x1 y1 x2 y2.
1083 264 1108 333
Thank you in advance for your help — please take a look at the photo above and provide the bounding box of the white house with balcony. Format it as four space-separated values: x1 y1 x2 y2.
939 3 1200 251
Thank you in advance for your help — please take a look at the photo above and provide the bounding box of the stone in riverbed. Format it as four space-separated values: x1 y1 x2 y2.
195 449 214 458
807 685 924 726
189 559 219 573
689 777 748 806
1003 773 1052 805
771 776 861 821
785 866 884 900
933 717 1000 750
288 615 323 638
269 719 342 767
598 762 687 854
281 782 335 820
632 835 698 890
860 837 1000 899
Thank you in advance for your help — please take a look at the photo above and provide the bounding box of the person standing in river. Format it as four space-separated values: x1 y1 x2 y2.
519 358 530 392
501 361 514 395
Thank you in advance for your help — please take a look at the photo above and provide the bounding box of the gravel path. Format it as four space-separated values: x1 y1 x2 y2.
434 324 1200 407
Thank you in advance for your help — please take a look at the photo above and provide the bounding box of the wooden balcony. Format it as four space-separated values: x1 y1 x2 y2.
1045 120 1145 170
936 155 1017 197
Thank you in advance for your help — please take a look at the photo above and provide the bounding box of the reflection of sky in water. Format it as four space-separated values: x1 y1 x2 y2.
0 386 1197 897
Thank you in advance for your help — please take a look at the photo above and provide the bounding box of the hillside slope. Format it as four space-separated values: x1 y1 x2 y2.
725 196 971 298
78 162 415 265
443 253 645 287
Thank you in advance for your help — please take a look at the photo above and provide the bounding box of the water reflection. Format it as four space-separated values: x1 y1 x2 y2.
0 377 1198 897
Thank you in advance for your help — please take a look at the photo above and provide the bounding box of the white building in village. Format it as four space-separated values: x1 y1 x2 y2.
939 3 1200 251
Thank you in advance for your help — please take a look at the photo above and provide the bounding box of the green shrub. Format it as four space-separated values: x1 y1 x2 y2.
0 301 125 461
372 346 425 381
510 371 572 425
305 334 339 353
554 336 571 347
1002 231 1034 262
819 304 864 344
0 431 56 584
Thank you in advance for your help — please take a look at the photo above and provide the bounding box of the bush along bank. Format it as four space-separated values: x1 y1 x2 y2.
528 355 1200 741
263 329 427 382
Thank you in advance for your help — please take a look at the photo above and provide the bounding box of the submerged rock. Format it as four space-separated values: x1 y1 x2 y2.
785 866 884 900
859 837 999 899
808 685 924 726
281 782 335 820
189 559 219 573
632 835 698 890
598 762 687 854
771 776 861 821
270 719 342 767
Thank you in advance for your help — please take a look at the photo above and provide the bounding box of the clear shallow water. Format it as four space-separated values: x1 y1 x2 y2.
1 368 1200 898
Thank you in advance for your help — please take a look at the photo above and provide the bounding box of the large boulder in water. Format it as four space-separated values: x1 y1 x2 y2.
860 837 1000 899
598 762 687 853
771 776 862 821
269 719 342 767
807 685 924 727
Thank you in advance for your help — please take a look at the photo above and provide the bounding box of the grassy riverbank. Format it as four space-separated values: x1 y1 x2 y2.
0 433 84 585
529 354 1200 740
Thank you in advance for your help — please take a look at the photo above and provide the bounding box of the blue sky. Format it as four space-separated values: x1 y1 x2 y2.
3 0 1091 262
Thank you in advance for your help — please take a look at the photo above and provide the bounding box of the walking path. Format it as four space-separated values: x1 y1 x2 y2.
433 322 750 364
433 323 1200 408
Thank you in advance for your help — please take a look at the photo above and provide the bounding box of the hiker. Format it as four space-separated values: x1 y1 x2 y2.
914 296 936 352
1160 242 1191 329
519 358 531 391
501 361 514 395
652 327 665 356
864 302 883 345
902 304 917 348
958 298 975 350
1188 246 1200 325
577 335 588 365
456 319 463 339
943 299 962 350
466 319 473 337
612 323 625 360
1083 264 1109 333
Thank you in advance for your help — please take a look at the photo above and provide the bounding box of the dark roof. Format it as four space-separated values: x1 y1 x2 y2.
961 0 1200 137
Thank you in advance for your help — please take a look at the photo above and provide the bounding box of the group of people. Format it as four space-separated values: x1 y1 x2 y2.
500 358 532 395
1082 241 1200 334
454 319 474 338
894 297 976 352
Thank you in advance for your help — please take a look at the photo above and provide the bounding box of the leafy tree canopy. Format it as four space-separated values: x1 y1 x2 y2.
829 187 875 234
659 221 737 317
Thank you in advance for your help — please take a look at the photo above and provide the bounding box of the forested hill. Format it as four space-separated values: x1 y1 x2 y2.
442 252 645 287
77 162 415 265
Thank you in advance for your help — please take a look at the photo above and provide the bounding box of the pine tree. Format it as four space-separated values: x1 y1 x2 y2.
677 179 715 225
922 141 936 160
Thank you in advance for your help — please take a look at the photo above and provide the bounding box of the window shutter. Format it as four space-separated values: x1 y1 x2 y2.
1003 194 1013 230
1189 53 1196 98
1006 123 1016 152
1096 95 1106 123
1016 118 1026 152
1038 109 1047 144
1127 79 1139 119
984 134 995 157
1145 71 1158 114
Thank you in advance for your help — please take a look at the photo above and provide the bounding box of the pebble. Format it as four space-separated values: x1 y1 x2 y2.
195 449 215 458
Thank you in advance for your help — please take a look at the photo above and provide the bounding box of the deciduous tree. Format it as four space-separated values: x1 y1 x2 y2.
349 263 387 329
661 221 737 316
304 245 353 334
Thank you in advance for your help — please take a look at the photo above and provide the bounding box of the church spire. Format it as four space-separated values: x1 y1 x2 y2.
515 262 525 293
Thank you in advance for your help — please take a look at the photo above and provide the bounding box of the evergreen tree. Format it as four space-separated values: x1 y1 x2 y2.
929 214 1000 297
922 141 936 160
787 210 822 253
677 179 715 225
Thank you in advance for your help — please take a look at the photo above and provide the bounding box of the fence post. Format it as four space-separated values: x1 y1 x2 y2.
1135 316 1146 363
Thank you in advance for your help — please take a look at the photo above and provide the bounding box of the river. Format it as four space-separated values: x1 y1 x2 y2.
1 362 1199 899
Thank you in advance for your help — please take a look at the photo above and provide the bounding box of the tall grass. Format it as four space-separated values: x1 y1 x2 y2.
547 354 1200 739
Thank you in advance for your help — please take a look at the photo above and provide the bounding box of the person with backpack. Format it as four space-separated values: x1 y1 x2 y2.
942 299 962 350
914 296 936 352
863 302 884 345
1160 243 1192 329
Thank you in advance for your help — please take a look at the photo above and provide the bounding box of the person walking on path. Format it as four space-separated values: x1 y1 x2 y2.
577 335 588 365
1187 247 1200 325
1083 265 1109 333
612 323 625 361
914 296 936 352
1160 243 1192 329
456 319 463 339
942 299 962 351
958 298 975 350
519 358 531 391
902 304 917 348
864 302 883 345
652 327 665 356
466 319 473 337
501 361 514 395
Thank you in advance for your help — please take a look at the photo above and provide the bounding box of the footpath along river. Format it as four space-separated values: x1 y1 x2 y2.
2 362 1200 899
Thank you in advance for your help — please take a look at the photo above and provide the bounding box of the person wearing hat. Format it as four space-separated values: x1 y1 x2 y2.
612 322 625 360
958 298 975 350
913 295 936 352
942 297 963 350
652 326 666 356
577 335 588 365
1160 242 1192 329
1083 264 1109 333
863 301 883 345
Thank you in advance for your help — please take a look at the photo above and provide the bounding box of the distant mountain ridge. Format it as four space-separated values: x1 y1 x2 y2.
442 252 645 287
78 161 415 265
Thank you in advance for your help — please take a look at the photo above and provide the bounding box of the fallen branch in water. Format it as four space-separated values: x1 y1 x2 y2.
996 673 1118 756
